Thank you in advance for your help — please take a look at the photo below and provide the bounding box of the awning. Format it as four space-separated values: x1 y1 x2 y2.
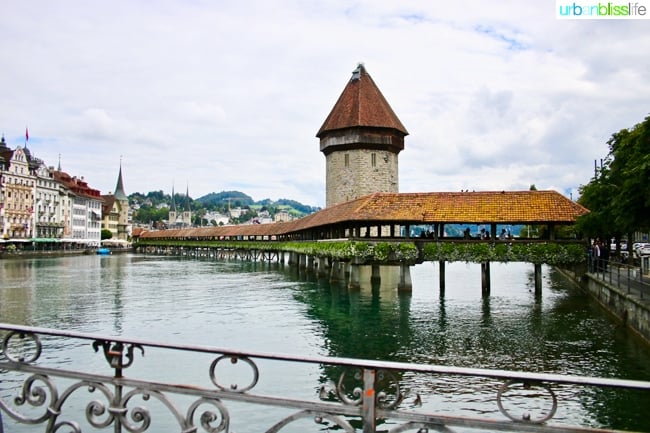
31 238 62 243
101 239 131 246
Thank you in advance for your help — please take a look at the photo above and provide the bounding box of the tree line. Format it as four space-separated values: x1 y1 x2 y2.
576 115 650 252
128 190 320 227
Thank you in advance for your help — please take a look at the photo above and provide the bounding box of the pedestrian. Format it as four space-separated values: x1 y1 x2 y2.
601 241 610 271
593 238 601 272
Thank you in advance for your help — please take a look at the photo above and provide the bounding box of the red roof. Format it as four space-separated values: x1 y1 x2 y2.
317 64 408 137
52 170 101 198
140 190 589 240
289 191 588 230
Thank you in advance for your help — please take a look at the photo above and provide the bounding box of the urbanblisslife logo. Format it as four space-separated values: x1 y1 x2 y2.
556 1 649 18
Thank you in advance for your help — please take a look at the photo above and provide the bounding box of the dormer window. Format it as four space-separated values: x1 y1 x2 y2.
351 63 363 81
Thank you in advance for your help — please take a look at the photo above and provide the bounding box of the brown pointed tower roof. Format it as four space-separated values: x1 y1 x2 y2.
114 162 128 201
317 64 408 137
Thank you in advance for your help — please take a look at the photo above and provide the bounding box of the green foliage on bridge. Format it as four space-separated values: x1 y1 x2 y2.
136 239 586 265
421 242 586 265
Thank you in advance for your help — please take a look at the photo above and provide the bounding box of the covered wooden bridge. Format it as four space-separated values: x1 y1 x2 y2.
135 190 588 293
138 190 588 242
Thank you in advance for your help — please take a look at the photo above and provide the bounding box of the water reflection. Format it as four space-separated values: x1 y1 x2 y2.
1 256 650 431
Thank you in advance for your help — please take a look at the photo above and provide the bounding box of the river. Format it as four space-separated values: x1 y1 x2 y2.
1 253 649 432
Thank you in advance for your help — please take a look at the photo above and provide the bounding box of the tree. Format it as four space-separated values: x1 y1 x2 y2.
607 119 650 233
576 115 650 247
101 229 113 240
133 206 169 225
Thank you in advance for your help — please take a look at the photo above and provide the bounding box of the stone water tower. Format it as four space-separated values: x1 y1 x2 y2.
317 64 408 207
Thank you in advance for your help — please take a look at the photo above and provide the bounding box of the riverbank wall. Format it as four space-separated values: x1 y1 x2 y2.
557 266 650 346
0 248 132 259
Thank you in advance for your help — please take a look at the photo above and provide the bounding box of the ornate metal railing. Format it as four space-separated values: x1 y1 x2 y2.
1 323 649 433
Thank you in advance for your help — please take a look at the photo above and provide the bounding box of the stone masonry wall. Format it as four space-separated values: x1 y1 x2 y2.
326 148 399 207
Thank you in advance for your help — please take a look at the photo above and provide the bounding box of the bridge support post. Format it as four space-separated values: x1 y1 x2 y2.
481 262 491 296
317 257 328 277
534 263 543 294
289 251 298 266
349 264 361 290
371 264 381 284
439 260 446 294
307 255 315 272
398 263 412 291
330 261 342 283
299 254 307 269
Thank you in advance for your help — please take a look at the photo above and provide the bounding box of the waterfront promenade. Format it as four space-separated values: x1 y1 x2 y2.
581 257 650 345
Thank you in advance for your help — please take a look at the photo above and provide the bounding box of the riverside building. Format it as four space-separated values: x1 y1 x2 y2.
0 133 117 247
0 136 35 239
101 163 130 241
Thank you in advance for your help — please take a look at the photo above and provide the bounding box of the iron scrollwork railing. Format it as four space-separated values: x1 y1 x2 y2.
1 323 650 433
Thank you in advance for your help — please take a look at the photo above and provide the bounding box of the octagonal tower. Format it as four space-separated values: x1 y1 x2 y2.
317 64 408 208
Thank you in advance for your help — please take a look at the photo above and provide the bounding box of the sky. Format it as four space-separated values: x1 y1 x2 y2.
2 1 649 208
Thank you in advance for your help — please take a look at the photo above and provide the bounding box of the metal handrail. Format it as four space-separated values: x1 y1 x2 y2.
588 255 650 299
2 323 649 433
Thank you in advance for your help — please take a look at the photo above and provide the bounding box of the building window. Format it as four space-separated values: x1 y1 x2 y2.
371 153 377 167
344 153 349 168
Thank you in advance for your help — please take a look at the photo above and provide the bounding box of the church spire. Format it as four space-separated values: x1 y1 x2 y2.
170 184 177 212
114 158 128 201
184 183 191 211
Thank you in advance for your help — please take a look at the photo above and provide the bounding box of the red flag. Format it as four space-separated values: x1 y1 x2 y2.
25 127 29 142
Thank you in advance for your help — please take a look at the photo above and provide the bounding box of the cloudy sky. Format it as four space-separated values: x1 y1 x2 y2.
2 1 649 207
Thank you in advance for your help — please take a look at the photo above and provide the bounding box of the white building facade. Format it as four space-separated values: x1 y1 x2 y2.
33 163 65 239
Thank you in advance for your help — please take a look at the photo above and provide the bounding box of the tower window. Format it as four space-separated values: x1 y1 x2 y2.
344 154 349 168
371 153 377 167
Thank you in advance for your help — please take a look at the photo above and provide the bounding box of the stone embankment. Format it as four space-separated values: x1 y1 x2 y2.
557 264 650 346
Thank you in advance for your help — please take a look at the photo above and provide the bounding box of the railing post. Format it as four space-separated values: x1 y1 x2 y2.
608 263 612 284
362 368 376 433
114 381 123 433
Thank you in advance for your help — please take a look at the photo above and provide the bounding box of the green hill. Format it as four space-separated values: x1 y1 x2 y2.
129 190 320 226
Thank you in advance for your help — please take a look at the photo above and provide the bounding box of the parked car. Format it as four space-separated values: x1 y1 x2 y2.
636 243 650 256
610 240 628 253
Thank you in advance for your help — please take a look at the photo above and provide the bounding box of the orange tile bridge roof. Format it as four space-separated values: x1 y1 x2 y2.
138 190 588 241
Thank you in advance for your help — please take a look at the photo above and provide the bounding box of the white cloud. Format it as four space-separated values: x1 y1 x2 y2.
1 1 648 207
